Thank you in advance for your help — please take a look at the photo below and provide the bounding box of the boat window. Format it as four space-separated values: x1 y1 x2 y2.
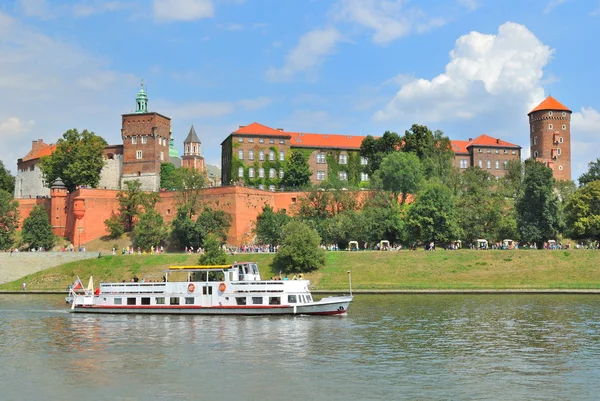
288 295 297 303
236 297 247 305
306 295 312 302
208 271 225 282
202 286 212 295
252 297 263 305
185 297 194 305
170 297 180 305
250 263 258 274
269 297 281 305
114 298 122 305
156 297 165 305
141 297 150 305
127 298 136 305
198 271 208 282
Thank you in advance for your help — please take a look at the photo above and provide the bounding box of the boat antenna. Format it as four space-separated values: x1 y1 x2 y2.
347 271 352 296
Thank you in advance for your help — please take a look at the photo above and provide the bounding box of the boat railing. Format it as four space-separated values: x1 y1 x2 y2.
100 282 167 294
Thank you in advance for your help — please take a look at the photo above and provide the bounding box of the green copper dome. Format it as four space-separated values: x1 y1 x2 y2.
169 138 179 158
135 80 148 113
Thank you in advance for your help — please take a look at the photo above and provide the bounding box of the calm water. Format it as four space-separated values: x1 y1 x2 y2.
1 294 600 400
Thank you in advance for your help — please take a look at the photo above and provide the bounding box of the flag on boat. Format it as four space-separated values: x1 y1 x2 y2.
72 277 83 291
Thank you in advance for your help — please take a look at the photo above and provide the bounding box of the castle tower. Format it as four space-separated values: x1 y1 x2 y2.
182 125 205 172
50 178 68 236
528 95 572 181
121 81 171 191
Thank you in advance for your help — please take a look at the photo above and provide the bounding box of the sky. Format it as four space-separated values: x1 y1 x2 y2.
1 0 599 182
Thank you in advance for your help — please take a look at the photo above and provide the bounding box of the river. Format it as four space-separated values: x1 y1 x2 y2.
1 294 600 400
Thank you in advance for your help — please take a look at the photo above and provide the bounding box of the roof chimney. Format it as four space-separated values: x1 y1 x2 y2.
238 125 245 129
496 138 500 144
468 138 473 141
276 128 284 131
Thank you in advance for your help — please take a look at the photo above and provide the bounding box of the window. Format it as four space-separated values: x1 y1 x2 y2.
339 171 347 180
279 168 284 179
156 297 165 305
549 111 553 116
460 159 468 169
269 185 275 192
495 160 500 169
202 286 212 295
562 112 567 117
136 150 143 159
252 297 263 305
141 136 147 144
185 297 194 305
259 168 265 178
534 151 538 158
557 148 561 156
249 168 255 178
269 168 276 178
238 150 244 160
127 298 136 305
248 150 254 160
132 137 137 145
478 160 482 168
160 151 164 161
549 124 553 130
495 149 499 154
559 165 563 170
141 298 151 305
259 138 264 144
317 153 326 164
531 125 534 132
317 171 325 181
269 297 281 305
559 137 564 143
361 172 369 182
478 149 482 153
170 297 180 305
504 149 508 154
236 297 247 305
487 160 491 169
562 124 566 130
259 150 264 161
238 137 244 143
269 139 275 144
288 295 297 303
503 161 508 170
114 298 122 305
258 184 265 190
512 150 516 155
269 150 275 161
534 136 537 145
361 157 368 165
279 151 285 161
339 154 348 164
238 167 244 178
279 139 285 144
248 138 254 143
486 149 491 153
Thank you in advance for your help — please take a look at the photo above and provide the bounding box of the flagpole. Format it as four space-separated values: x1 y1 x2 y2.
347 271 352 296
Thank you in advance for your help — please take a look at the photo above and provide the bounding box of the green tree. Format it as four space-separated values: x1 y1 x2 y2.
359 191 404 246
421 129 455 182
555 179 577 206
171 206 200 249
21 204 55 250
160 163 178 190
106 180 159 234
402 124 435 160
578 158 600 186
516 159 563 246
283 150 312 189
196 207 232 244
405 181 460 246
498 159 524 200
271 221 326 275
565 180 600 242
0 161 15 194
39 128 107 192
173 168 206 218
198 233 227 265
0 190 19 250
133 208 168 250
253 204 292 245
359 131 402 176
377 152 423 203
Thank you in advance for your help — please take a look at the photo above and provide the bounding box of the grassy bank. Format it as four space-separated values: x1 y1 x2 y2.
1 249 600 292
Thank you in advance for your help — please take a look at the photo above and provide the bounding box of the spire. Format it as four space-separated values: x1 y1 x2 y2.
184 124 201 144
135 79 148 113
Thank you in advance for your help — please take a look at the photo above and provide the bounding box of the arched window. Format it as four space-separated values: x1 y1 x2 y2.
248 150 254 160
259 150 264 161
269 150 275 161
238 167 244 178
279 151 284 161
249 168 255 178
279 168 284 178
269 168 276 178
259 168 265 178
238 149 244 160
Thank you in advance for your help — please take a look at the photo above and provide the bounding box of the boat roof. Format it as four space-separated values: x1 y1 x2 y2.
168 263 257 271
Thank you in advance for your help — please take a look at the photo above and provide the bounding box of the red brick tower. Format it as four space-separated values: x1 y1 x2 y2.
528 96 572 181
182 125 206 172
50 178 68 236
121 81 171 191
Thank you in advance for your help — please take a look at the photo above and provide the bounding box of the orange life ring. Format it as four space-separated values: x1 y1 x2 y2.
188 283 195 293
218 282 226 292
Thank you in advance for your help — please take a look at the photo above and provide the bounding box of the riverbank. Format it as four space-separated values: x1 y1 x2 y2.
0 249 599 292
0 252 97 285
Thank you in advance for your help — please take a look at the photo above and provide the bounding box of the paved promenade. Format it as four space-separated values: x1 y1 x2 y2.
0 252 96 285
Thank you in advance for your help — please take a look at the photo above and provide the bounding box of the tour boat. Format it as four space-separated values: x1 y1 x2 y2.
69 262 353 315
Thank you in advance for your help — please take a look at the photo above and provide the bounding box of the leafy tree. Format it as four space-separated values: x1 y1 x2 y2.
377 152 423 203
578 158 600 186
39 128 107 192
555 179 577 206
321 210 363 249
565 180 600 242
198 233 227 265
21 204 55 250
105 180 159 234
402 125 454 182
359 191 404 246
498 159 524 200
516 159 563 246
171 207 200 249
405 181 460 246
160 163 178 190
0 190 19 250
271 221 326 275
253 204 292 245
0 161 15 194
196 207 232 244
104 211 125 238
402 124 435 160
173 168 206 218
133 208 168 250
359 131 402 176
283 150 312 189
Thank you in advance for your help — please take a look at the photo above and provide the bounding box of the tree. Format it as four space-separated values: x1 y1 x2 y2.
359 131 402 176
0 161 15 194
253 204 292 246
498 159 524 200
578 158 600 186
160 163 178 190
359 191 404 246
377 152 423 203
555 179 577 206
516 159 563 246
39 128 107 192
402 124 435 160
271 221 326 275
405 181 460 246
171 206 200 249
105 180 159 234
0 190 19 250
283 150 312 189
198 233 227 265
402 125 454 182
196 207 232 244
21 204 55 250
133 208 168 250
173 168 206 218
565 180 600 242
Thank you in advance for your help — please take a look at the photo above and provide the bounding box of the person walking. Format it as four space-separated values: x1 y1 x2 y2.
22 282 26 292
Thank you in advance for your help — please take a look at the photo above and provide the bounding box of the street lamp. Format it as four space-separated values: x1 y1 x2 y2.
77 226 84 251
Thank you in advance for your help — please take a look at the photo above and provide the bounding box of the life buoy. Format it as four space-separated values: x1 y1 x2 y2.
188 283 195 293
218 282 226 292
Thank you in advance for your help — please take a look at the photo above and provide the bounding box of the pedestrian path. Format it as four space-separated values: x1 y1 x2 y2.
0 252 96 284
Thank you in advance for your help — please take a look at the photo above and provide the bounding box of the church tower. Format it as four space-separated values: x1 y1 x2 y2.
182 125 205 173
121 81 171 191
528 96 572 181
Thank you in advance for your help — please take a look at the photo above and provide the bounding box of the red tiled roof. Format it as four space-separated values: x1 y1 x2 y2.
467 134 520 149
22 143 56 162
233 122 290 137
289 132 365 149
451 140 470 155
529 96 571 114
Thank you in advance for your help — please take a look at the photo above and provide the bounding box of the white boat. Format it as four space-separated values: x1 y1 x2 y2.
69 262 353 315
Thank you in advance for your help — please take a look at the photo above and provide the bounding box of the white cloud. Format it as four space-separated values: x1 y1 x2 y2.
16 0 53 19
571 107 600 180
153 0 214 22
17 0 127 19
237 97 272 111
332 0 446 45
72 1 127 18
572 107 600 135
266 27 342 81
544 0 568 14
457 0 479 11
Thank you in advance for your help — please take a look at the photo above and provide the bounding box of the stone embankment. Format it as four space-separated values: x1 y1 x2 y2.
0 252 96 284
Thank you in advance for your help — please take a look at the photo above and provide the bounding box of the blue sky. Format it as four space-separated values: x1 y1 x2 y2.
1 0 599 182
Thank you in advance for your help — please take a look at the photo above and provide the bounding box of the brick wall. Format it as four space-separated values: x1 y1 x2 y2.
529 110 571 180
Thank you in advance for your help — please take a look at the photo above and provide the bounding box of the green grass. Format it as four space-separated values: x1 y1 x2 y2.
2 249 600 292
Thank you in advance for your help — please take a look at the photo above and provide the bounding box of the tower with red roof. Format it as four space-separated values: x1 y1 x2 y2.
528 96 571 180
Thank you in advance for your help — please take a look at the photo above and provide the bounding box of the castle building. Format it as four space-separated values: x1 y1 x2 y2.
528 95 572 180
452 135 521 178
182 125 206 173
